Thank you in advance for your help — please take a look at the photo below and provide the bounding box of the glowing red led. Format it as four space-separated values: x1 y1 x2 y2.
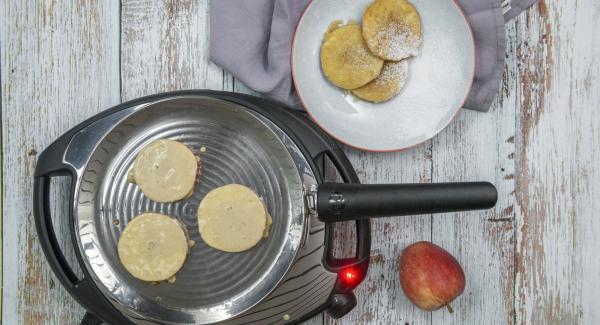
344 270 356 281
337 266 365 291
341 268 362 287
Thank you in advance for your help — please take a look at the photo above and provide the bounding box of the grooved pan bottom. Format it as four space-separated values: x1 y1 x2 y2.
75 97 306 324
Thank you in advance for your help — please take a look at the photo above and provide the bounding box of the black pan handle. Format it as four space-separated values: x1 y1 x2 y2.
34 139 132 325
317 182 498 221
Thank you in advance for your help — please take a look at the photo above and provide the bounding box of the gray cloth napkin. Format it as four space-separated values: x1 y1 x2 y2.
210 0 537 112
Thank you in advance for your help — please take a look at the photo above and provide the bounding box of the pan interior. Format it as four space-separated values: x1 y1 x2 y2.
74 97 305 324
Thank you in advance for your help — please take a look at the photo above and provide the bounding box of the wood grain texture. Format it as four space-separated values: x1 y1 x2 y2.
514 1 600 324
428 53 517 324
423 11 521 324
3 0 600 324
325 145 434 325
121 0 224 101
1 0 121 323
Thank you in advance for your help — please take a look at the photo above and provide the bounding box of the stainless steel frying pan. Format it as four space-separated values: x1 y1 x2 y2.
34 91 497 325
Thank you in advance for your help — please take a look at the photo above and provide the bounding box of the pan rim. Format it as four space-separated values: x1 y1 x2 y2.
68 96 315 324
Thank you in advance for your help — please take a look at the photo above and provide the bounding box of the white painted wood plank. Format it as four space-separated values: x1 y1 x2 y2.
428 54 517 325
422 12 520 324
325 145 433 325
121 0 224 101
1 0 121 323
514 1 600 324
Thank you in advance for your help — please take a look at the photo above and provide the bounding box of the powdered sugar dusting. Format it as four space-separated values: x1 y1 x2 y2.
374 60 408 87
351 60 409 102
375 21 421 60
346 44 378 71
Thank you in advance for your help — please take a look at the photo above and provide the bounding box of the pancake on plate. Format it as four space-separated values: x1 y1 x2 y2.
352 60 409 102
320 24 384 89
362 0 422 61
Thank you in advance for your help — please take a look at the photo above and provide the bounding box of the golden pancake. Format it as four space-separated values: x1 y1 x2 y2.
352 60 409 102
130 139 198 203
197 184 268 253
362 0 422 61
118 213 189 282
320 24 384 89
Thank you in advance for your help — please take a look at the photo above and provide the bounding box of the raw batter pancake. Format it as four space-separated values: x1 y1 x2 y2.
352 60 409 102
362 0 422 61
264 212 273 238
321 24 384 89
197 184 268 253
118 213 189 282
130 139 198 202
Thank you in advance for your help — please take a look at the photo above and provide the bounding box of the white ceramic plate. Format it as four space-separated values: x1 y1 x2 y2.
292 0 475 151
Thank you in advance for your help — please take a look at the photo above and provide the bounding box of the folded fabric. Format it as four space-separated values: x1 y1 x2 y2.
210 0 537 112
503 0 538 21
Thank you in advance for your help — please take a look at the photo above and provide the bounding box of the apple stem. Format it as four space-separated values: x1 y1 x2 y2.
445 303 454 314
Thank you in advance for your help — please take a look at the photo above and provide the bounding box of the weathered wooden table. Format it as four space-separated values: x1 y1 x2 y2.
2 1 599 324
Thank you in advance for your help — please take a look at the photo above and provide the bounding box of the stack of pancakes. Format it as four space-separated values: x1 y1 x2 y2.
320 0 422 103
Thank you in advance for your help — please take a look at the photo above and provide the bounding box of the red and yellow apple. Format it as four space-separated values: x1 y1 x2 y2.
399 241 465 312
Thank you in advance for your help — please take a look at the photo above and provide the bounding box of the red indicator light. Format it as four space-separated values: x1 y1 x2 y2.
336 265 366 292
344 270 356 281
341 267 362 288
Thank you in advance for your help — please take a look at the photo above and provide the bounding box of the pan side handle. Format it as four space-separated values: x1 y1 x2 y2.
318 151 371 320
34 139 132 325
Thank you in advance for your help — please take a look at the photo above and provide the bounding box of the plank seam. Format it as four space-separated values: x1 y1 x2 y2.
512 16 520 325
119 0 123 103
428 129 433 325
511 17 519 325
1 25 3 322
